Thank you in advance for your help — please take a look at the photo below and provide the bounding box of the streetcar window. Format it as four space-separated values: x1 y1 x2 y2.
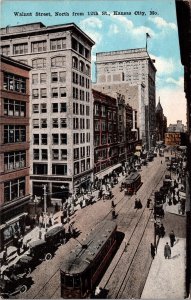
65 275 74 287
74 276 81 288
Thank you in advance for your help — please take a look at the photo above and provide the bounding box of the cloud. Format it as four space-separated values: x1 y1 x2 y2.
156 87 186 125
149 16 177 31
151 54 175 76
108 24 119 35
79 17 102 29
166 77 184 88
110 15 156 39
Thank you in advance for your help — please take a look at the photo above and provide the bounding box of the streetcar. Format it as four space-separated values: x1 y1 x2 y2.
124 172 142 195
60 220 117 299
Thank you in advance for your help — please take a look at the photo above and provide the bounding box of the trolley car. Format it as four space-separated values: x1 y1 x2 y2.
60 220 117 299
124 172 142 195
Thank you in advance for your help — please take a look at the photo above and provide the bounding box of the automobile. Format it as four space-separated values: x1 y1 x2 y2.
28 239 55 262
0 273 32 298
45 225 66 245
2 256 32 278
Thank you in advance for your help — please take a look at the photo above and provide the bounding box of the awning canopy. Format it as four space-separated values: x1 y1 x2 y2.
95 163 122 180
5 212 28 226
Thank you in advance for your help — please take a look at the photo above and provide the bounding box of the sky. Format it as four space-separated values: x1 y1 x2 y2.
1 0 187 126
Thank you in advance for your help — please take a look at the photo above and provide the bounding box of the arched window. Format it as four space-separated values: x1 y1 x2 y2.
32 58 46 69
86 64 90 76
79 60 84 72
51 56 66 67
72 56 78 69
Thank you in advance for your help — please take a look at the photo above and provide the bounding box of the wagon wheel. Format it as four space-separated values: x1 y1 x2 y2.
44 253 52 261
19 284 27 294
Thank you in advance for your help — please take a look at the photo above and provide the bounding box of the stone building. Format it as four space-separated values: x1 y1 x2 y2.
0 55 31 249
155 97 167 141
167 120 186 133
0 22 95 201
93 48 156 150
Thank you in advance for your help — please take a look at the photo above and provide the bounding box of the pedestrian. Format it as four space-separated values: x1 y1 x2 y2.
49 217 52 227
80 200 83 209
98 189 103 200
150 243 155 259
137 199 142 209
111 200 115 208
39 229 42 240
147 199 151 208
169 230 176 247
164 242 171 259
112 208 116 219
159 224 165 238
39 214 43 228
134 198 139 209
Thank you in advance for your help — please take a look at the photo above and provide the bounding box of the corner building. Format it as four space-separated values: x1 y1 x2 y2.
0 55 31 249
0 22 95 200
95 48 156 150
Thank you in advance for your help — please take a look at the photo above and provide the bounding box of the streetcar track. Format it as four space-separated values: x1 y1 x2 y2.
26 159 167 299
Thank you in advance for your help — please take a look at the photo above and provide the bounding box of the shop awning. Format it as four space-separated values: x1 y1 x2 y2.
5 212 28 226
95 163 122 180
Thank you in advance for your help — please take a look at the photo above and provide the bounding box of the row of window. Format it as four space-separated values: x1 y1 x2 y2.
74 146 90 160
94 104 117 119
73 132 91 144
74 159 91 175
94 120 116 131
73 118 90 130
73 103 90 115
4 99 26 117
32 132 91 145
4 151 26 172
4 125 26 144
73 88 90 102
72 72 90 87
72 37 90 59
72 56 90 75
94 134 118 146
32 117 67 128
32 87 66 99
4 177 25 202
32 71 66 85
3 72 26 94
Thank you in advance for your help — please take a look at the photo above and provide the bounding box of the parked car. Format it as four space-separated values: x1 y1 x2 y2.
45 225 66 245
28 239 55 262
2 256 32 278
0 273 32 298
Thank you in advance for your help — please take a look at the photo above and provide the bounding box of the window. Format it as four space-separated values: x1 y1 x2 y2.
85 48 90 59
52 103 58 113
86 146 90 157
40 73 47 83
79 61 85 72
60 71 66 83
72 72 78 84
73 103 79 114
86 106 90 116
86 119 90 129
41 149 48 160
52 118 58 128
61 149 67 160
74 148 79 160
80 147 85 158
52 149 59 160
32 58 46 69
32 104 39 113
41 134 47 145
52 164 67 175
51 72 58 82
31 41 47 53
73 118 79 129
80 104 84 115
50 38 66 50
86 64 90 76
40 88 47 98
52 88 58 98
72 56 78 69
1 45 10 56
3 73 26 93
72 38 78 51
79 43 84 55
80 118 85 129
4 125 26 143
33 134 39 145
86 132 90 142
41 119 47 128
60 118 67 128
52 134 59 144
51 56 66 67
33 149 39 160
32 74 38 84
86 78 90 89
33 163 47 175
87 158 90 169
61 134 67 144
80 90 84 101
32 89 39 99
13 43 28 54
73 87 78 99
4 177 25 202
60 103 67 112
74 162 79 175
60 87 66 97
86 92 90 102
4 151 26 171
94 120 100 131
33 119 39 128
41 103 47 113
4 99 26 117
81 160 85 172
73 133 79 144
79 75 84 87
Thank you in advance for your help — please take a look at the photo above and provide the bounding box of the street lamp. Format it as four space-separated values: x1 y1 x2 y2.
43 184 47 232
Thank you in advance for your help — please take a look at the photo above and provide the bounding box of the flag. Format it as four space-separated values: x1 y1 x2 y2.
146 32 151 38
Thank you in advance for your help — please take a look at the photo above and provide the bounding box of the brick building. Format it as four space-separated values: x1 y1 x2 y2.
0 55 31 249
0 22 95 201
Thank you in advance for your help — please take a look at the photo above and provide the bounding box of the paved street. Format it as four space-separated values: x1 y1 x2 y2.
2 153 185 299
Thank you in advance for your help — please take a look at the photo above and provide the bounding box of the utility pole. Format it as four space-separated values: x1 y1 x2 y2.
43 184 47 232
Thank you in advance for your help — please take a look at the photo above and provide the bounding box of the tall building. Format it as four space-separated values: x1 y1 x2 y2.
94 48 156 150
167 120 185 133
0 55 31 250
155 97 167 141
0 22 95 202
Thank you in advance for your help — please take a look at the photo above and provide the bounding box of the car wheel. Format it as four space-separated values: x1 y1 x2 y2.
45 253 52 261
20 285 27 294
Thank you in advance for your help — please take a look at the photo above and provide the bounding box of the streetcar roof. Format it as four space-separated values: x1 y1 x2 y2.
60 220 117 275
125 172 140 183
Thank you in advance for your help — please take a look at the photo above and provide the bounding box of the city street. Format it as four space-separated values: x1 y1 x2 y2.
12 153 186 299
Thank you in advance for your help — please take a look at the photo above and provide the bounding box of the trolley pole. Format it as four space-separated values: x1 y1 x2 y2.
43 184 47 232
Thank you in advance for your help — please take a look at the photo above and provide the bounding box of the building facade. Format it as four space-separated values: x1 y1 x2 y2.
94 48 156 150
0 55 31 249
167 120 186 133
93 89 138 179
155 97 167 141
1 22 95 201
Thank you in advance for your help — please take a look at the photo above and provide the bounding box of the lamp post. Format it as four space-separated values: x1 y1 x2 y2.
43 184 47 232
